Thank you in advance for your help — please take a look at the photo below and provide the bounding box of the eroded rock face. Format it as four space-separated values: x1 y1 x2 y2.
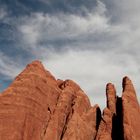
0 61 139 140
95 83 117 140
122 77 140 140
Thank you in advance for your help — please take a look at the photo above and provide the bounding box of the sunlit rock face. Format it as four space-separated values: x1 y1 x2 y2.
0 60 139 140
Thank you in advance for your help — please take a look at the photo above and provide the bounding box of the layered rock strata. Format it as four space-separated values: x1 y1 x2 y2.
0 60 139 140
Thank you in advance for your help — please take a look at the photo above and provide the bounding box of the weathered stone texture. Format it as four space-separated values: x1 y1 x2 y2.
0 61 139 140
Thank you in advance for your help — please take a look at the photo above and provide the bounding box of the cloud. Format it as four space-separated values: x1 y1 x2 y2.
18 0 108 49
0 7 7 20
17 0 140 55
0 52 23 79
42 49 140 108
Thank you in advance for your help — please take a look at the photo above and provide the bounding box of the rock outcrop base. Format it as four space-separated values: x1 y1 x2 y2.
0 60 140 140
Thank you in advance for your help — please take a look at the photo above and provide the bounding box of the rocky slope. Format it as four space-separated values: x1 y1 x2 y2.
0 60 139 140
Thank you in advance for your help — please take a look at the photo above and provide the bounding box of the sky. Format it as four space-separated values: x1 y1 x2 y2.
0 0 140 109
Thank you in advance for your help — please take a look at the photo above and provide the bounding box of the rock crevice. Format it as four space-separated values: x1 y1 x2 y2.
0 61 139 140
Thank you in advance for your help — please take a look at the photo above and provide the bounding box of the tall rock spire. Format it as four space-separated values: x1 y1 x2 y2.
95 83 116 140
106 83 116 114
0 61 140 140
122 77 140 140
0 61 101 140
0 60 61 140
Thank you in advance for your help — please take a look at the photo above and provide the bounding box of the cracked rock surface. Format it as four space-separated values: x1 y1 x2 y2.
0 61 139 140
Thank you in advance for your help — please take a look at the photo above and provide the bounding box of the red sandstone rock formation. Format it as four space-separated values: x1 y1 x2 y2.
0 60 139 140
122 77 140 140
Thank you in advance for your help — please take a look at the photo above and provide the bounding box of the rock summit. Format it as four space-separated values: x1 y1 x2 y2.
0 60 139 140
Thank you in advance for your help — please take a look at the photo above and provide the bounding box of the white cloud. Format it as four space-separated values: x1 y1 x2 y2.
43 50 140 109
18 0 109 49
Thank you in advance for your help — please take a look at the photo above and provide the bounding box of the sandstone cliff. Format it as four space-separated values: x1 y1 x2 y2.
0 60 139 140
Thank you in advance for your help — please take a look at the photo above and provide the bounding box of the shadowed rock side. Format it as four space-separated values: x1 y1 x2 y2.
0 61 139 140
95 84 116 140
0 61 101 140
